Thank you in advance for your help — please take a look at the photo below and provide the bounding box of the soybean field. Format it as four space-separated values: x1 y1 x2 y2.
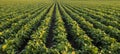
0 0 120 54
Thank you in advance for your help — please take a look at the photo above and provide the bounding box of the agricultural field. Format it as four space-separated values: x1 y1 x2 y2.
0 0 120 54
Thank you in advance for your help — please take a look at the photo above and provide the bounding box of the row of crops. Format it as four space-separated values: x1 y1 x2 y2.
0 0 120 54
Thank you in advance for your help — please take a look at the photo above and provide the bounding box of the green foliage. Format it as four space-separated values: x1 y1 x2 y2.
0 0 120 54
